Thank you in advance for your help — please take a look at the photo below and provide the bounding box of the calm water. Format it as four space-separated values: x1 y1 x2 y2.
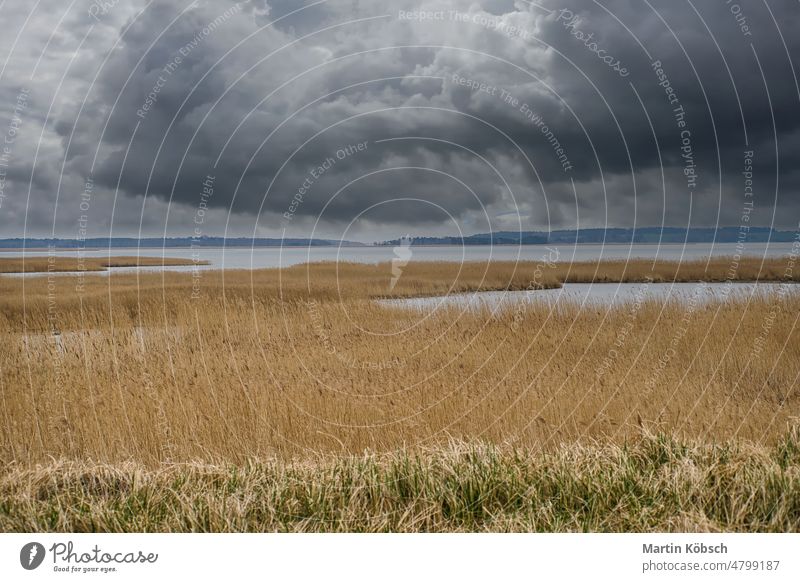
381 282 800 311
2 242 796 276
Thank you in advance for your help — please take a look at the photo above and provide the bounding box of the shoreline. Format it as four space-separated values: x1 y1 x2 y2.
1 240 797 252
0 255 209 274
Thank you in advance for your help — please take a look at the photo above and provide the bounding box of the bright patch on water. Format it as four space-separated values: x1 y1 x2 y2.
380 282 800 311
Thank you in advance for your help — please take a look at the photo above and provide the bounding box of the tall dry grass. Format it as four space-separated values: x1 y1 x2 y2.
0 256 204 273
1 257 798 466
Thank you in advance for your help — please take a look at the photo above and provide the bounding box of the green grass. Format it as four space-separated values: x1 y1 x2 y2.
3 428 799 532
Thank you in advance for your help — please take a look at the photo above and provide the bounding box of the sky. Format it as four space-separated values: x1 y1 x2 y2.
0 0 798 242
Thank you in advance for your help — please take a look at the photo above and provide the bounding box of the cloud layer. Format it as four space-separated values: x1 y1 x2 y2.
1 0 798 240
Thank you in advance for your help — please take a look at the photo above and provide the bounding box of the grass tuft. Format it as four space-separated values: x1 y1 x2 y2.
2 432 799 532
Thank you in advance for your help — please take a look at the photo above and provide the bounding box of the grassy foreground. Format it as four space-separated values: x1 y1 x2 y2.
2 429 799 532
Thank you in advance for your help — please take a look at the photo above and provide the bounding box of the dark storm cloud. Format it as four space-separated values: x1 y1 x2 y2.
1 0 799 237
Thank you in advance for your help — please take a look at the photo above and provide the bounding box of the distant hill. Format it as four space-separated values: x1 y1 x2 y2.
3 228 795 249
379 227 797 246
0 236 365 249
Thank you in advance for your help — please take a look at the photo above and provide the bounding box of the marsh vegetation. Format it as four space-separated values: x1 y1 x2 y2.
1 257 798 531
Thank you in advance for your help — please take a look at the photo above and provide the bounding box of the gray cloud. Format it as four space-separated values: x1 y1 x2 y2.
0 0 798 239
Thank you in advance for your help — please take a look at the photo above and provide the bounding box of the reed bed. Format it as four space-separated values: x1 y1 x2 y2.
0 257 798 465
0 255 205 273
1 256 799 531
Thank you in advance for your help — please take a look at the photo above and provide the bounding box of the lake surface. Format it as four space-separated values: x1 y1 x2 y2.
2 242 796 276
380 282 800 312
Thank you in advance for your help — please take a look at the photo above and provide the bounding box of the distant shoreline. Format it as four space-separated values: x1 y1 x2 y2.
0 245 367 252
1 227 797 252
1 241 797 252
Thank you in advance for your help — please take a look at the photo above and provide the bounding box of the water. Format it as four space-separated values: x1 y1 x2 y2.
1 242 796 276
381 282 799 312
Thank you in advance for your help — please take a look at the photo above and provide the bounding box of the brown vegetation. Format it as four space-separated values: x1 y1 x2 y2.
0 255 206 273
1 257 798 467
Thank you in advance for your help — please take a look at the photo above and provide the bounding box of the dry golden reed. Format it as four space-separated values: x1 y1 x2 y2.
0 255 204 273
1 257 798 467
